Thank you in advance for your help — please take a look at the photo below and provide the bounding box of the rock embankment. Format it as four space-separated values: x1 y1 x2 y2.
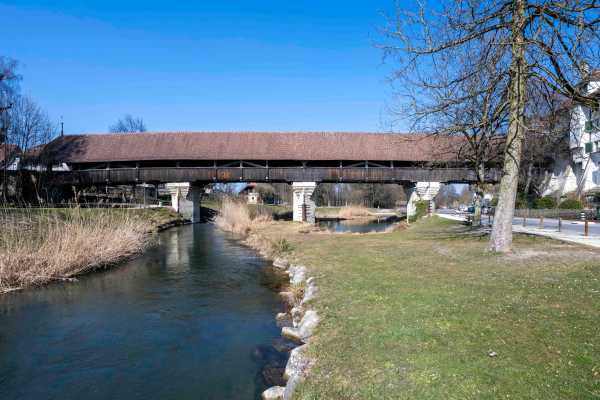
261 257 320 400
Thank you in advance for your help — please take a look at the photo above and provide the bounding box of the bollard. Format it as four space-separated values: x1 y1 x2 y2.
558 217 562 232
585 219 589 237
539 215 544 229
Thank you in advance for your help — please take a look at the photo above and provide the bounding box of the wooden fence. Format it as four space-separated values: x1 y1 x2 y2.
513 208 595 220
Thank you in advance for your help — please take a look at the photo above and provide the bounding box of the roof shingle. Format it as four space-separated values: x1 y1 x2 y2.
43 132 466 163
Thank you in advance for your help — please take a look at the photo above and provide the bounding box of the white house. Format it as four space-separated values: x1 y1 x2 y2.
543 71 600 199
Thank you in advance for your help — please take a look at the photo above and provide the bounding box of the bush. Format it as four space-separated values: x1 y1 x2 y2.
271 237 294 255
533 196 557 209
215 198 272 236
409 200 429 222
214 198 253 235
559 199 583 210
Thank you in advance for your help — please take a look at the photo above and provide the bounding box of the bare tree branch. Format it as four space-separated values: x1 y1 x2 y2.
109 115 147 133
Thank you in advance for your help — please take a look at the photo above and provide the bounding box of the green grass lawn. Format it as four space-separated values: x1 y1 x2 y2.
129 207 184 228
255 217 600 399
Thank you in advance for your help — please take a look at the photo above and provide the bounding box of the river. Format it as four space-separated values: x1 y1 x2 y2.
318 216 399 233
0 224 287 400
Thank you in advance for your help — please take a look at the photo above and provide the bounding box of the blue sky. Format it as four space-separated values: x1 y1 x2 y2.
1 0 404 134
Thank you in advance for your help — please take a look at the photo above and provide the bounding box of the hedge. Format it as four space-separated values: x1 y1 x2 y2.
533 196 557 209
559 199 583 209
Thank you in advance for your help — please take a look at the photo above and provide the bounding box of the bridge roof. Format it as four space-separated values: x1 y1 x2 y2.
43 132 464 163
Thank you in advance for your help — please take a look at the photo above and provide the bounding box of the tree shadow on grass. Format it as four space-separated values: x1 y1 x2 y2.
407 218 489 242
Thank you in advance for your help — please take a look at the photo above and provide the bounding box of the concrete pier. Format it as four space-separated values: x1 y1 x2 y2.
292 182 317 223
166 182 204 223
405 182 441 218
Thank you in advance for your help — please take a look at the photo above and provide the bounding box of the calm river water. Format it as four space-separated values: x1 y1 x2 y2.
318 217 399 233
0 224 286 400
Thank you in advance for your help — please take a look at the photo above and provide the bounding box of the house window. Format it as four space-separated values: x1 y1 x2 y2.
585 120 594 132
593 170 600 185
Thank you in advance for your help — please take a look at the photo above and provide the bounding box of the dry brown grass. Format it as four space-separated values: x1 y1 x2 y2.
338 205 372 219
288 282 305 304
214 198 272 235
0 208 153 293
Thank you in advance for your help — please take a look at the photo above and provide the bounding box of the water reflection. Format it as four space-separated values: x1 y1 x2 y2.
0 224 285 400
318 217 399 233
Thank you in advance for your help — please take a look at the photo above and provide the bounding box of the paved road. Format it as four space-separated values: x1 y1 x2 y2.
510 216 600 237
436 209 600 238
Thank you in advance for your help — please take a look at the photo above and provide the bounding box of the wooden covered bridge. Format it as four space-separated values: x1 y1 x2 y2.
40 131 500 222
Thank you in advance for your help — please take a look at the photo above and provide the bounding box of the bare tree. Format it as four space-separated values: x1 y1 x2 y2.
519 83 572 198
2 95 58 203
109 114 147 133
0 57 20 114
8 95 57 153
383 0 599 252
312 183 405 208
0 57 21 202
436 184 462 208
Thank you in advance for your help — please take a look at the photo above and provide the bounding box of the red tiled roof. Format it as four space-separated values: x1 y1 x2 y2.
43 132 466 163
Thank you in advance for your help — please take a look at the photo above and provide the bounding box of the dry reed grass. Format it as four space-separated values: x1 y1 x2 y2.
338 205 372 219
214 198 273 235
288 282 305 304
0 208 153 293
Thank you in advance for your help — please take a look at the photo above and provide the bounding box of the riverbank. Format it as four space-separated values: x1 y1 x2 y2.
0 207 183 293
249 216 600 399
211 199 321 399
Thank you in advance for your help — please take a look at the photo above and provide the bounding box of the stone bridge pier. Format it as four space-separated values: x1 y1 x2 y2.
166 182 204 223
405 182 441 218
292 182 317 224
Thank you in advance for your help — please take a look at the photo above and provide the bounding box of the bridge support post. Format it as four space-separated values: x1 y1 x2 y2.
405 182 441 218
188 184 204 223
292 182 317 223
166 182 204 223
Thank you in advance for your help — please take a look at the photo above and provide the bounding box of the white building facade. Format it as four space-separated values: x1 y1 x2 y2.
543 74 600 198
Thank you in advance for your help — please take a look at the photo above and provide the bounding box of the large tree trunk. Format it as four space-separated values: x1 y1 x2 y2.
488 0 527 253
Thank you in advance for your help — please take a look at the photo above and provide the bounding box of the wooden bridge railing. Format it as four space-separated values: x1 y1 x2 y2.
50 166 501 185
